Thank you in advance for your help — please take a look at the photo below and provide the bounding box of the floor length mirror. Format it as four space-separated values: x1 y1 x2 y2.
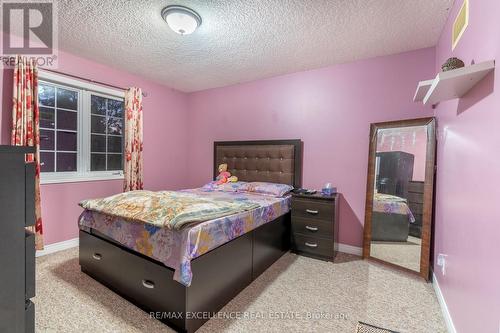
363 117 436 280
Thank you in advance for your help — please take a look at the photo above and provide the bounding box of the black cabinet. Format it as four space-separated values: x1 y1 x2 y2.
0 146 36 333
376 151 414 197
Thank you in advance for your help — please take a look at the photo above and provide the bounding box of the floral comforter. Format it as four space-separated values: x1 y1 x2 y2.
78 188 290 286
79 190 259 230
373 193 415 223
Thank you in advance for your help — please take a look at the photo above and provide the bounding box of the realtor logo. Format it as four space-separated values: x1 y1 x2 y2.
1 0 58 67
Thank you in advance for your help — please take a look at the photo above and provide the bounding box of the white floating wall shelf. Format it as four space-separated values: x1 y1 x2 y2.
413 60 495 106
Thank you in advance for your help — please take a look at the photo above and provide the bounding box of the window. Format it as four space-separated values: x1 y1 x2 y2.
90 95 124 171
38 71 125 184
39 84 79 172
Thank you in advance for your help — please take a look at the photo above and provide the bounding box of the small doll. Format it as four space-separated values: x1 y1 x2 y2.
216 163 231 184
216 164 238 184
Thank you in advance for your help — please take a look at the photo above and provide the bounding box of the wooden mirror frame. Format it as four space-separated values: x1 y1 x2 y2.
362 117 436 280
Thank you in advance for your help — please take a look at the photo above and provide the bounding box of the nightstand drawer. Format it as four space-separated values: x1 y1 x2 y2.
291 198 333 221
292 233 333 259
291 216 332 239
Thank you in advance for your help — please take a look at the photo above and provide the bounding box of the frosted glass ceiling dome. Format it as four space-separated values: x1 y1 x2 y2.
161 5 202 35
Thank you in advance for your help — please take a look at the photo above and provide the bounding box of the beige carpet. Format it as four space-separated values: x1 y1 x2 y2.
356 321 398 333
370 236 422 272
35 248 446 333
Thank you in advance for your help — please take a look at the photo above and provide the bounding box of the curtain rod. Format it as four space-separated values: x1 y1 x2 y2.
39 68 148 97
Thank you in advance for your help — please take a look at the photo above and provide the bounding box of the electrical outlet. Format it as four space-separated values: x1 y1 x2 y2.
437 254 448 275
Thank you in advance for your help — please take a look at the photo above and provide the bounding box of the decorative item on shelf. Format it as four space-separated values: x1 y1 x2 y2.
441 57 465 72
321 182 337 195
413 60 495 105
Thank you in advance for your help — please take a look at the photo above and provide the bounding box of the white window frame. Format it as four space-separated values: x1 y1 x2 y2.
39 70 125 185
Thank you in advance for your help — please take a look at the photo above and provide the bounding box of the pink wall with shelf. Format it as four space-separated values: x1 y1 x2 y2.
432 0 500 332
1 4 497 330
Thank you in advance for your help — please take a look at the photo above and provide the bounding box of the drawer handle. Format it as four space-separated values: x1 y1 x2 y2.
305 242 318 248
92 253 102 261
142 279 155 289
306 209 319 215
305 226 318 232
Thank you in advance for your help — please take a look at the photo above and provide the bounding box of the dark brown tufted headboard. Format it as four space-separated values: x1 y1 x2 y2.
214 140 302 188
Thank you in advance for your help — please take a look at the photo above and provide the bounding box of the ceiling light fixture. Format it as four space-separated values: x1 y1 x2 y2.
161 5 202 35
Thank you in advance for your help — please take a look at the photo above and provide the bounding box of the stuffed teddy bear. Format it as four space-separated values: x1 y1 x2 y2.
216 163 238 184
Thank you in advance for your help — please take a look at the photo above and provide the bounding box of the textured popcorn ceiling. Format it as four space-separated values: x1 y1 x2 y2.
57 0 454 92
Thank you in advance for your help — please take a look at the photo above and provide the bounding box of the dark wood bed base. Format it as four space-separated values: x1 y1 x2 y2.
80 213 290 332
79 139 302 332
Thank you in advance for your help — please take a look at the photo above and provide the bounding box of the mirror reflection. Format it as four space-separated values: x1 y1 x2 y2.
370 125 427 272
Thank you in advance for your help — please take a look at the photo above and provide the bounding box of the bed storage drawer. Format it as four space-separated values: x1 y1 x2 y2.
291 198 334 221
79 231 186 331
252 214 290 279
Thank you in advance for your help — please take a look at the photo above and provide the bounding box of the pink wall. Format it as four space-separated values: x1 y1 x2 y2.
0 49 189 245
376 126 428 181
186 48 435 247
0 4 494 329
433 0 500 332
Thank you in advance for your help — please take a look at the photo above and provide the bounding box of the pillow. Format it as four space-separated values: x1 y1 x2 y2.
201 181 248 192
238 182 293 197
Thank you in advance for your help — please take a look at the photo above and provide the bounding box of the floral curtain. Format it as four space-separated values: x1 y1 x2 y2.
11 56 44 250
124 87 144 191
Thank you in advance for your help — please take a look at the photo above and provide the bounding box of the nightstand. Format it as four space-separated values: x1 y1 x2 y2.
291 192 339 261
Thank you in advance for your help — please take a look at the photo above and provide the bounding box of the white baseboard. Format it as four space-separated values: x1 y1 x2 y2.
338 243 363 256
36 239 362 257
36 237 79 257
432 272 456 333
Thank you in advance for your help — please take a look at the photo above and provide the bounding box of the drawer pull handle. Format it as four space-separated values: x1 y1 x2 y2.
305 226 318 232
305 242 318 248
306 209 319 215
92 253 102 261
142 279 155 289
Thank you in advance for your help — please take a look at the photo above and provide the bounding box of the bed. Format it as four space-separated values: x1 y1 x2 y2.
78 139 302 333
371 193 415 242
